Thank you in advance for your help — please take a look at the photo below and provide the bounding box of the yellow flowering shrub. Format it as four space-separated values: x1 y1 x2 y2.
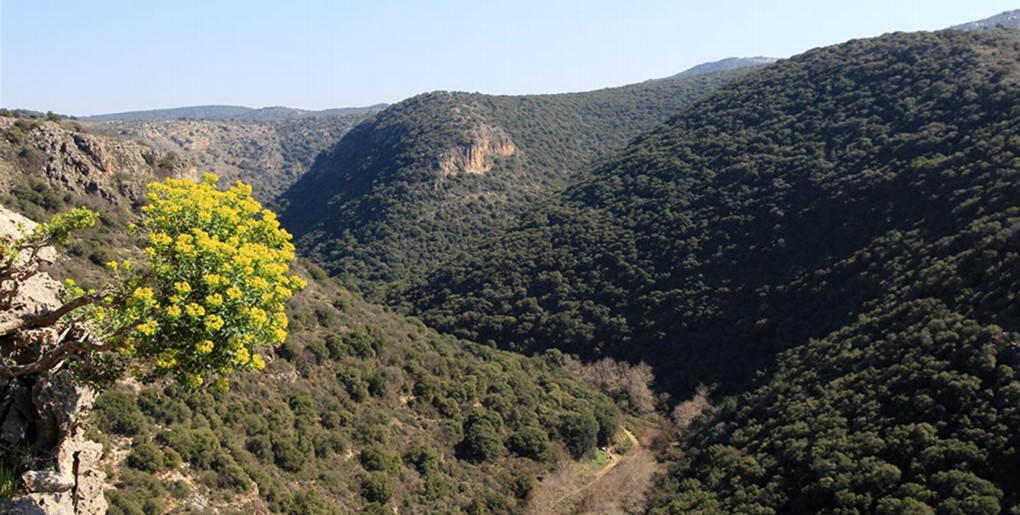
71 173 303 387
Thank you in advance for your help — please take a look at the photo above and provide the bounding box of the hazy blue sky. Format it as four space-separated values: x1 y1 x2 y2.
2 1 1017 116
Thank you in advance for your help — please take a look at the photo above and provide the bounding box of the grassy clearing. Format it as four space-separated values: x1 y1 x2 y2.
592 449 612 468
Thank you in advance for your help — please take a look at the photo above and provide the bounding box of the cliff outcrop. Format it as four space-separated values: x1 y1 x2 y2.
0 116 190 208
0 207 107 515
439 123 517 176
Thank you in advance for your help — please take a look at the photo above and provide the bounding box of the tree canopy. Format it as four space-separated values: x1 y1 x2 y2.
402 29 1020 511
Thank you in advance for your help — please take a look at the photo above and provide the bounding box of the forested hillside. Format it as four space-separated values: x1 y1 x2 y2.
406 30 1020 511
98 259 622 514
7 16 1020 514
0 114 625 514
279 68 763 301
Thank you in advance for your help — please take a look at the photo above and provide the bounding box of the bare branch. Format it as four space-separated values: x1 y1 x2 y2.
0 293 104 338
0 337 84 378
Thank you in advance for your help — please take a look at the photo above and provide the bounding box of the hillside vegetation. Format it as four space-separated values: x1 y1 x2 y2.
96 259 621 514
0 115 191 288
405 30 1020 512
0 115 624 514
280 69 763 301
89 113 377 205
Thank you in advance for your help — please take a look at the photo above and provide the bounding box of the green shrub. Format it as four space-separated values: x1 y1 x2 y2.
592 399 619 447
458 414 504 463
360 472 392 503
559 413 598 459
272 437 307 472
94 391 149 437
507 425 549 460
403 445 441 476
359 447 399 472
126 441 164 472
106 470 165 515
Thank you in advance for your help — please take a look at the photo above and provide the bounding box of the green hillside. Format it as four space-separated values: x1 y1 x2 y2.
279 69 760 301
98 259 621 514
406 30 1020 511
0 118 622 514
650 298 1020 513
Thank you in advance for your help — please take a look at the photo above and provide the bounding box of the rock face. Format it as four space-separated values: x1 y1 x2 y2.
0 206 107 515
439 124 517 175
0 116 188 208
86 112 373 204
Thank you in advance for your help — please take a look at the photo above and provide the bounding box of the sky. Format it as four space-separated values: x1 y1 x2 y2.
1 1 1018 116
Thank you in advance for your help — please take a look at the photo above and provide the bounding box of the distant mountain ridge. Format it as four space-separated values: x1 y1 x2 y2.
670 56 778 78
953 9 1020 30
82 104 387 122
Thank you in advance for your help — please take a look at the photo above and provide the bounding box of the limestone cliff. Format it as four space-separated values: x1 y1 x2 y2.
439 123 517 176
0 207 107 515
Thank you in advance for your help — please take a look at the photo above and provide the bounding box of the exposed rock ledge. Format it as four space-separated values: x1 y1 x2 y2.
0 206 107 515
439 124 516 176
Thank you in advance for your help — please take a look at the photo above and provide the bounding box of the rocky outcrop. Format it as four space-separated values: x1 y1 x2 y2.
439 124 516 176
0 116 186 207
0 372 106 515
0 207 107 515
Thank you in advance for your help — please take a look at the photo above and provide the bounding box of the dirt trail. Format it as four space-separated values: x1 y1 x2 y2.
591 427 638 481
532 426 654 514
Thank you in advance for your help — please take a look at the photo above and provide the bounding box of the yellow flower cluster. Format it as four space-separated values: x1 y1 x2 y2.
136 320 158 336
149 233 172 247
132 287 154 302
156 351 177 370
129 173 302 388
196 340 214 354
186 303 205 318
204 314 225 332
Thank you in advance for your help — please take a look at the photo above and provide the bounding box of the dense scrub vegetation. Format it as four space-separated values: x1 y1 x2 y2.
280 69 761 301
96 260 619 513
651 299 1020 513
0 116 621 513
405 30 1020 511
8 24 1020 514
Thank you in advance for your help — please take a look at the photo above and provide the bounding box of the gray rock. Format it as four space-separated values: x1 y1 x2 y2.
0 382 31 446
32 371 95 449
22 470 73 493
0 208 107 514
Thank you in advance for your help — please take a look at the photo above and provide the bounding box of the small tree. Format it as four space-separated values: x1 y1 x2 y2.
0 173 303 388
459 413 504 463
559 412 598 459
